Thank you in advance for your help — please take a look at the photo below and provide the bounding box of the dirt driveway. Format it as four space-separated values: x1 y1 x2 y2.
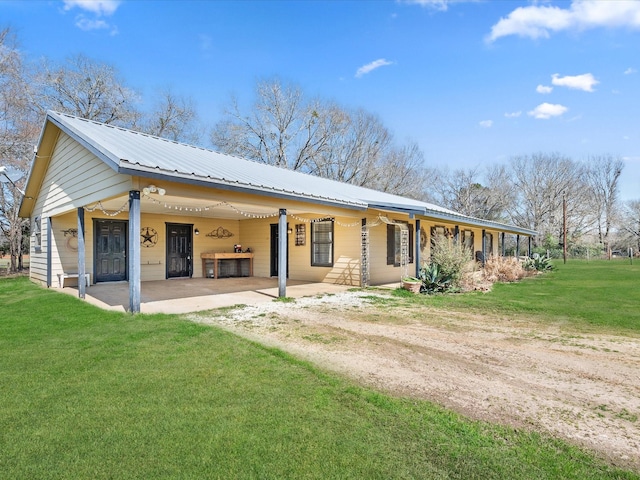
189 290 640 471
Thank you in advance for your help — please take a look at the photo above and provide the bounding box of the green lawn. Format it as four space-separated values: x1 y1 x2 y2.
395 259 640 332
1 267 638 479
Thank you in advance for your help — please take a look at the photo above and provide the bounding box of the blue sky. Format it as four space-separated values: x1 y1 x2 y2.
3 0 640 200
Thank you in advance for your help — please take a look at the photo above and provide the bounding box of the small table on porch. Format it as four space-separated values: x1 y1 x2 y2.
201 252 254 279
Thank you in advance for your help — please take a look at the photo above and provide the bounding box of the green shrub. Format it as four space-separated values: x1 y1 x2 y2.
429 234 474 288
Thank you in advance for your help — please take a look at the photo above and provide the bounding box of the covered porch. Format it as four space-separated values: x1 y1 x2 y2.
60 276 355 314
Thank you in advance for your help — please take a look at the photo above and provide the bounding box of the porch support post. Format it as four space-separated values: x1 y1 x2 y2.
454 225 459 244
528 236 532 257
415 219 421 277
278 209 287 298
129 190 141 313
501 232 506 257
516 234 520 257
481 229 486 267
77 207 86 299
46 217 52 288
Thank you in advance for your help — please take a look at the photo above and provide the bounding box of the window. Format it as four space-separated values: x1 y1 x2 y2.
311 219 333 266
34 216 42 252
386 223 414 266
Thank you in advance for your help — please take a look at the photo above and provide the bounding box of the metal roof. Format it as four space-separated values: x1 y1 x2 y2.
43 111 537 236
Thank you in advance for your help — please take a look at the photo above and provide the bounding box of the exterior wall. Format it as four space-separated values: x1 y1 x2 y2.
36 132 132 218
28 131 132 285
367 214 415 286
28 214 47 286
238 214 363 285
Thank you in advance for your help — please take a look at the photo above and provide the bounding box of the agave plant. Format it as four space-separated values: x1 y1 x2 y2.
418 263 453 293
523 255 554 272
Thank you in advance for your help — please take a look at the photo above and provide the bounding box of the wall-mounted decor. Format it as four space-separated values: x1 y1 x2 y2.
420 227 427 252
295 224 306 246
206 226 234 239
62 228 78 251
141 227 159 247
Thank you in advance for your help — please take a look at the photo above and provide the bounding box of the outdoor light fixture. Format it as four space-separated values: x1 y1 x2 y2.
194 228 200 235
0 165 25 195
142 185 166 196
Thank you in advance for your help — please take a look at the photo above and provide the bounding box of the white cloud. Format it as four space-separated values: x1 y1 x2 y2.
504 111 521 118
487 0 640 42
75 17 108 31
479 120 493 128
528 103 568 120
624 67 637 75
536 84 553 94
355 59 393 78
399 0 454 11
63 0 120 33
63 0 121 16
551 73 599 92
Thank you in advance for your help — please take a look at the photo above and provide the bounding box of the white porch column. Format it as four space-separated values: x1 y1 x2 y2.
278 209 287 298
77 207 86 299
129 190 141 313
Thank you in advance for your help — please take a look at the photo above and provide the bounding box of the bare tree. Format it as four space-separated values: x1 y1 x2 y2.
370 141 427 199
425 165 512 220
140 88 203 144
211 78 323 170
0 27 39 272
309 107 389 185
617 199 640 253
507 153 589 246
584 155 624 252
211 78 428 196
33 53 141 127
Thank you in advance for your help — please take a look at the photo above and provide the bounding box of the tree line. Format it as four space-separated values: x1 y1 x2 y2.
1 26 638 272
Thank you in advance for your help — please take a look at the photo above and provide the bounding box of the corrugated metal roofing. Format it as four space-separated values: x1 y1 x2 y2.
45 111 537 236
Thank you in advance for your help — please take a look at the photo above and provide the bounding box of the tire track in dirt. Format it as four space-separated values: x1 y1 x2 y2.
190 291 640 470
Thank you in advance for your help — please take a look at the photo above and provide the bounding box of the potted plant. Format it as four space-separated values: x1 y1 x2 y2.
401 276 422 293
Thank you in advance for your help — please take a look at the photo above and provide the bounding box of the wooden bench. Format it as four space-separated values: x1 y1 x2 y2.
57 272 91 288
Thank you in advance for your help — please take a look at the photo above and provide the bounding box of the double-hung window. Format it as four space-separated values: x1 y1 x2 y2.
311 219 333 267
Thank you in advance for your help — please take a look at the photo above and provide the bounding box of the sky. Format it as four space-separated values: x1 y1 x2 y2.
2 0 640 201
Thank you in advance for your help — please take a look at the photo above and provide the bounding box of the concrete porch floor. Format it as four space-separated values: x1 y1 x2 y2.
60 277 358 314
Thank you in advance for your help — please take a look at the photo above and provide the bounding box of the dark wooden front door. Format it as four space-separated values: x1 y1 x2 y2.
270 223 288 277
95 220 127 283
166 223 192 278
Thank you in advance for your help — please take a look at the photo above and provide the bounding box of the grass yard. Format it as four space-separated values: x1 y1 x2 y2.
1 264 639 479
394 259 640 332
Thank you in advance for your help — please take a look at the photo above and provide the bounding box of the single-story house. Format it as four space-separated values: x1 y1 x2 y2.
19 111 536 312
